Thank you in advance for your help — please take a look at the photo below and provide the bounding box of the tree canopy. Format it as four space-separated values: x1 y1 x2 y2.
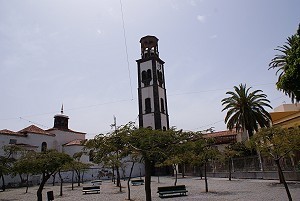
221 83 272 137
269 24 300 103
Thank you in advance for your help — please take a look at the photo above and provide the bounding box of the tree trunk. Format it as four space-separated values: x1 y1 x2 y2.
77 171 81 186
1 174 6 191
144 158 152 201
275 159 292 201
37 174 49 201
81 170 85 184
199 166 203 180
71 170 74 190
116 166 122 192
112 166 115 183
182 163 185 178
127 161 135 200
173 164 178 186
204 162 208 192
26 174 29 193
58 171 63 196
228 158 232 181
52 173 56 186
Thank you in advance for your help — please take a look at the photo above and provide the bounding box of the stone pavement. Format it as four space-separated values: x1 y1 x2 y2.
0 176 299 201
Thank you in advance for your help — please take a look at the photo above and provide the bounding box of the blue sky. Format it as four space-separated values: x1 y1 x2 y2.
0 0 299 138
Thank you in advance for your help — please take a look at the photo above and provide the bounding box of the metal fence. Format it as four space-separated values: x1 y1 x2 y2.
183 156 298 175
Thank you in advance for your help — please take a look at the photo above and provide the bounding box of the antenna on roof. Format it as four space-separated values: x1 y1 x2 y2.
61 104 64 114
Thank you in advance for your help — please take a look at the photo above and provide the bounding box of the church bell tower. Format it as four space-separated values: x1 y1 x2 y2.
136 36 169 130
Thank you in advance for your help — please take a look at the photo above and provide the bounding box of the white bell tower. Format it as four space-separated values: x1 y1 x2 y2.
136 35 169 130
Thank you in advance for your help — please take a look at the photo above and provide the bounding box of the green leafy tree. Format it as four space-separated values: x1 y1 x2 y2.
221 84 272 138
190 135 220 192
0 145 24 191
85 123 133 193
130 127 181 201
30 150 73 201
11 151 35 193
269 24 300 103
159 130 194 185
221 144 241 181
250 126 300 201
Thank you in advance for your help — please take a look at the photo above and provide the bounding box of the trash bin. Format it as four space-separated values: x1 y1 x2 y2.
47 191 54 201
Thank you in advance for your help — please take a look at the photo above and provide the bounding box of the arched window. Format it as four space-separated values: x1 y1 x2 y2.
141 69 152 87
145 98 151 114
41 142 47 152
160 98 165 113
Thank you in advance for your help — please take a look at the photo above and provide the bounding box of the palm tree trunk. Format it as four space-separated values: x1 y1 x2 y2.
275 159 292 201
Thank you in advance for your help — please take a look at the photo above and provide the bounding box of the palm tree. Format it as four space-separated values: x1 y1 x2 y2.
221 84 272 138
269 24 300 103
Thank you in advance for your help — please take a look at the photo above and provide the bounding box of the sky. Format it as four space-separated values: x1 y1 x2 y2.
0 0 299 139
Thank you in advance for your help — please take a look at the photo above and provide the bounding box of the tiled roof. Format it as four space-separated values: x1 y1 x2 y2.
0 129 26 136
63 139 84 146
47 128 86 135
203 130 239 138
19 125 55 136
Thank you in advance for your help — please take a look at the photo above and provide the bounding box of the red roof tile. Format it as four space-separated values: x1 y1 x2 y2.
63 139 84 146
19 125 55 136
0 129 26 136
47 128 86 135
203 130 239 138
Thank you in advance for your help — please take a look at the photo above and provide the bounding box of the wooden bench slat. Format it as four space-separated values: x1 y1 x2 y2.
82 186 100 194
157 185 188 197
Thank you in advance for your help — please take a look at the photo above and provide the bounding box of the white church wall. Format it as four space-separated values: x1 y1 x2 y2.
49 130 85 152
63 145 90 163
0 135 27 156
143 114 155 128
26 133 55 151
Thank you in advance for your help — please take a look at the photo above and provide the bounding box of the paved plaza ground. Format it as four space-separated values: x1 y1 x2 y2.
0 176 299 201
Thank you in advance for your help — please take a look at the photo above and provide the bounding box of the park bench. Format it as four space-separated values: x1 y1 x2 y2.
82 186 100 194
157 185 188 198
91 180 102 185
131 179 144 186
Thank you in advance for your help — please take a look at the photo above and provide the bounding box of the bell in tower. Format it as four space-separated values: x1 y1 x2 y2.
136 35 169 130
53 104 69 130
140 35 159 59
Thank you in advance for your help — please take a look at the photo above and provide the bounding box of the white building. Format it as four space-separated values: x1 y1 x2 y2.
0 109 144 186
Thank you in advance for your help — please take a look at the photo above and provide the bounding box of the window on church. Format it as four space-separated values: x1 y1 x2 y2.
147 69 152 80
41 142 47 152
141 69 152 87
145 98 151 113
160 98 165 113
9 139 17 144
163 126 166 131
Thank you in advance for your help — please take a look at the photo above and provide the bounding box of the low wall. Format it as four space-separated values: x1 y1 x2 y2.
206 171 300 181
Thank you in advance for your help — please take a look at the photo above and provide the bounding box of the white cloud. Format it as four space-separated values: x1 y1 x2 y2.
210 34 217 39
196 15 206 23
97 29 102 35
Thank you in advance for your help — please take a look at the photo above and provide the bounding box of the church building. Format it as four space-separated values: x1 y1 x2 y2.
136 35 170 130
